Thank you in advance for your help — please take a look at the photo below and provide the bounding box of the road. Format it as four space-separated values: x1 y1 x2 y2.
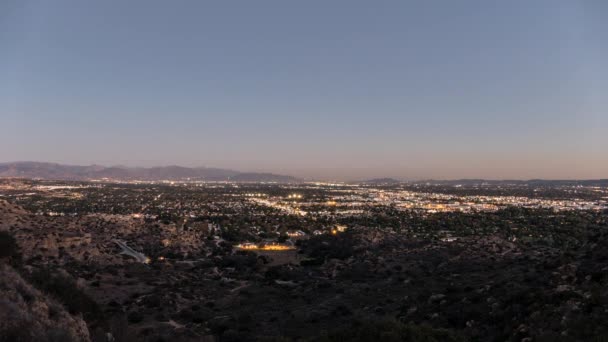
113 239 149 263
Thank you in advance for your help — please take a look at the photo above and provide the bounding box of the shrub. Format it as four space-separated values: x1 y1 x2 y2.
315 318 464 342
0 231 20 260
27 268 103 323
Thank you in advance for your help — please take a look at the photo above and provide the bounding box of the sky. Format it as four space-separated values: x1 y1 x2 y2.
1 1 607 180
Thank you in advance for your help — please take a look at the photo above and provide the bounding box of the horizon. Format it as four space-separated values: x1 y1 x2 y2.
1 160 607 182
2 1 607 180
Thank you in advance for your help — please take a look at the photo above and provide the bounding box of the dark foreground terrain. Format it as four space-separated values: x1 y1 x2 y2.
1 180 607 341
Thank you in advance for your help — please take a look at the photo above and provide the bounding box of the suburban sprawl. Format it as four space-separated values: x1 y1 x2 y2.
1 178 608 341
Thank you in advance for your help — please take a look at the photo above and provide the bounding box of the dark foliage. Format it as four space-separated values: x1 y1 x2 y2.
27 268 104 323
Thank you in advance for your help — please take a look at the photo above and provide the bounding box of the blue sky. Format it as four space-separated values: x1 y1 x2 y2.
1 1 606 180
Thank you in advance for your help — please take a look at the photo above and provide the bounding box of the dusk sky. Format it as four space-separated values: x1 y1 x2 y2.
1 1 607 180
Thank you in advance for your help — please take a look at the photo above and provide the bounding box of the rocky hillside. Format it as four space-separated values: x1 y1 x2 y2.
0 264 91 342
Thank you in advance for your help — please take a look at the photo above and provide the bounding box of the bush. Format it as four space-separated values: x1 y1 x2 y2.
127 311 144 324
301 233 356 261
27 268 103 323
0 231 20 260
315 318 464 342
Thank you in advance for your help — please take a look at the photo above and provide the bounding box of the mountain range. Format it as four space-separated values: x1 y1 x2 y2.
0 162 299 183
1 162 606 186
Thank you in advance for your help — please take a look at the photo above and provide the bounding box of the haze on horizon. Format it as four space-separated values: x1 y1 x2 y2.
1 1 607 181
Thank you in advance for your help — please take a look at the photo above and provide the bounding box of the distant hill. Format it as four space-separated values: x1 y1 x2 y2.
361 177 402 184
0 162 300 183
414 179 608 187
229 172 299 183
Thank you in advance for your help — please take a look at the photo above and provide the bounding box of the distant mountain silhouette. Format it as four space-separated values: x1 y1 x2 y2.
230 172 297 183
361 177 402 184
0 162 299 183
414 179 608 187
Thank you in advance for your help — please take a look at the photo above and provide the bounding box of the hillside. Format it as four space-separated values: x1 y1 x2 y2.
0 264 91 342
